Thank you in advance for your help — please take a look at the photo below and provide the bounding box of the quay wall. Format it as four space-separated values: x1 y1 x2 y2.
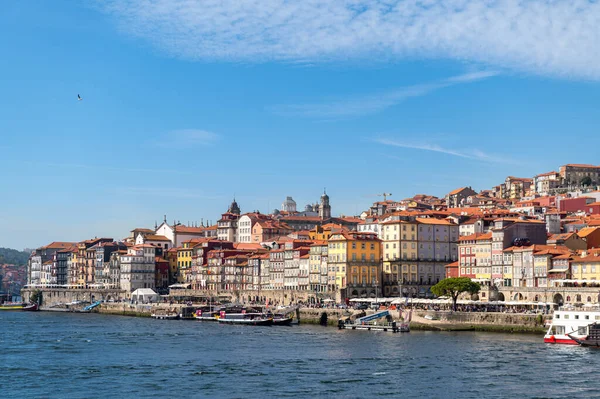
412 311 548 334
21 288 127 308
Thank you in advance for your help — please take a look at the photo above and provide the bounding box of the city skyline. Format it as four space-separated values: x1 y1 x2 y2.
2 1 600 249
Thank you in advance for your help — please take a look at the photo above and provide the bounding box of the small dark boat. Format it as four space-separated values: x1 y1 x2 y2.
272 314 294 326
568 323 600 347
22 303 39 311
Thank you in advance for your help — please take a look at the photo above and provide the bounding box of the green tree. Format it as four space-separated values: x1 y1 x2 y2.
431 277 481 311
581 176 593 186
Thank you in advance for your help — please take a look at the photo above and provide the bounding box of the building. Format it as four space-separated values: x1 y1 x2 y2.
559 164 600 187
251 220 293 243
155 219 217 247
492 218 548 287
319 190 331 219
446 187 477 208
533 171 560 195
577 227 600 249
281 196 297 213
28 242 75 287
237 213 271 243
328 231 381 301
120 245 157 293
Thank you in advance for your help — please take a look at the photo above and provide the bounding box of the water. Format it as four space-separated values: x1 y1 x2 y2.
2 312 600 399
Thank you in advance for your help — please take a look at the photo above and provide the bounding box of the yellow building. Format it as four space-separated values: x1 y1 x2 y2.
328 231 381 300
474 233 492 282
176 241 196 284
380 217 419 296
571 251 600 281
309 223 344 241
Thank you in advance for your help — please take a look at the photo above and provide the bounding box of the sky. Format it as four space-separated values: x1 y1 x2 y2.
1 0 600 250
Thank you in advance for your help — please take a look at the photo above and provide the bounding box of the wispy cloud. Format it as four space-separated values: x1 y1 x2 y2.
271 71 497 117
99 1 600 80
374 137 514 164
152 129 220 148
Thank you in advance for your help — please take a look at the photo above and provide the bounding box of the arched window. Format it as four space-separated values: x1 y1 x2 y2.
567 296 571 302
588 296 592 302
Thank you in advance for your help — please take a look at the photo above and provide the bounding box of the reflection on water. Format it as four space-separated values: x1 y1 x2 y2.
2 312 600 398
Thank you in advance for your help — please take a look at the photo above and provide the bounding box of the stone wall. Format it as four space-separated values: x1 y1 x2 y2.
21 288 127 307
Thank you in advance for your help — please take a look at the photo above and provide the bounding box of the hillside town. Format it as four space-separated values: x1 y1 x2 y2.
24 163 600 306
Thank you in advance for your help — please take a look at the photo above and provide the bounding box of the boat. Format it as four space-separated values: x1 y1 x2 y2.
0 302 25 311
272 314 294 326
567 323 600 347
544 307 600 344
217 310 273 326
194 306 221 321
22 303 39 311
338 310 410 333
152 308 180 320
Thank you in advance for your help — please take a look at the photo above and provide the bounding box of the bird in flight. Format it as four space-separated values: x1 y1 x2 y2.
77 94 83 101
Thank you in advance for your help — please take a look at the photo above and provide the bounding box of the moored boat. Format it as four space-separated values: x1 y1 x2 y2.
194 306 220 322
217 310 273 326
152 308 180 320
567 323 600 347
22 303 39 311
544 307 600 345
0 302 25 311
272 313 294 326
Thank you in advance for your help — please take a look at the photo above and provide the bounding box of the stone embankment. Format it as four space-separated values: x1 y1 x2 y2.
410 311 548 334
46 302 548 334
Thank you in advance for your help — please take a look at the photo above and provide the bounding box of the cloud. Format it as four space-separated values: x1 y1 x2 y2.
99 1 600 80
374 137 513 164
152 129 220 148
271 71 496 117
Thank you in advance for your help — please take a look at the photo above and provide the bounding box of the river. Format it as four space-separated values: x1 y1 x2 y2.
1 311 599 398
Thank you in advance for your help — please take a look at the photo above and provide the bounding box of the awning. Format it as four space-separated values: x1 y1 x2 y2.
168 283 191 289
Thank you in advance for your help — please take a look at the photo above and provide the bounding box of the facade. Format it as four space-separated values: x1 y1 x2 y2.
28 242 75 287
446 187 477 208
237 213 270 243
533 171 560 195
559 164 600 187
119 245 156 293
281 196 297 213
328 231 381 301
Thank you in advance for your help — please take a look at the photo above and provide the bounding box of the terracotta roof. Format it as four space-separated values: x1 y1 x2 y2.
234 243 263 250
416 218 454 226
448 187 469 196
578 227 600 238
144 234 171 241
564 164 600 168
43 241 76 250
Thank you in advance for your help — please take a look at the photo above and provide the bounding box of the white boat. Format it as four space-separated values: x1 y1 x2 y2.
544 307 600 345
217 311 273 326
151 309 180 320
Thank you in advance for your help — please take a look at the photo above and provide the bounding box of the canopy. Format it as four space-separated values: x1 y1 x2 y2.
131 288 160 303
168 283 191 289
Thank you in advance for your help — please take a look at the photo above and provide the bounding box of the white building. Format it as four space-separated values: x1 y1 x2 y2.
120 245 156 293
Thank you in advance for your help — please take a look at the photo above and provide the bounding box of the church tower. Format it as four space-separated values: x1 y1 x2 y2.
318 189 331 220
228 197 241 215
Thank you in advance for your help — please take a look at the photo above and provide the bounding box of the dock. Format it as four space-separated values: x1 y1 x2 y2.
338 310 410 333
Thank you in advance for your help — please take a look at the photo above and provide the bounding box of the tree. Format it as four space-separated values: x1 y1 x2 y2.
431 277 481 311
581 176 593 187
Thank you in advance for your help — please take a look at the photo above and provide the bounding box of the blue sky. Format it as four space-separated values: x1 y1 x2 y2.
1 1 600 250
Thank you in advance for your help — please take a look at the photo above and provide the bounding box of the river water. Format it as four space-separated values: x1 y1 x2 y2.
2 312 599 398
